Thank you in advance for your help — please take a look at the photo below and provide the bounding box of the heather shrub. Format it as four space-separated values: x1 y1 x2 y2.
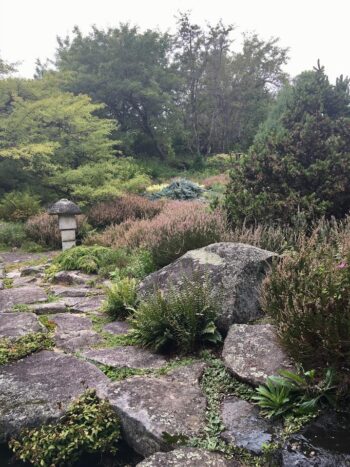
88 202 229 268
88 195 163 228
0 222 27 248
0 191 41 222
25 213 90 249
104 277 138 320
262 220 350 383
130 279 222 354
201 174 230 189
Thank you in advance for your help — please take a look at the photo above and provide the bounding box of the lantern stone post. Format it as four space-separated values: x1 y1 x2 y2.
48 199 82 251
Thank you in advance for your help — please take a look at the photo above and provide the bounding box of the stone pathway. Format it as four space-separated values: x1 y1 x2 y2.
0 250 346 466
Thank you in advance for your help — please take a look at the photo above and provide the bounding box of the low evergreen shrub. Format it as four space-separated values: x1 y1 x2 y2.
0 191 41 222
262 223 350 388
130 280 222 354
150 179 204 200
9 389 121 467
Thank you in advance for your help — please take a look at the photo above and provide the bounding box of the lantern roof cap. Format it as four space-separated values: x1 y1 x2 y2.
48 199 81 215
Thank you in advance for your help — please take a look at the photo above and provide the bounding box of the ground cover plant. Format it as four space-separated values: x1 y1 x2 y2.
9 389 121 467
130 279 222 354
0 333 53 365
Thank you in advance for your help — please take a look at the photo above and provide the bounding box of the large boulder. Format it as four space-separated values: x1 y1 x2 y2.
108 363 207 457
138 243 277 332
222 324 295 386
0 350 110 441
137 448 239 466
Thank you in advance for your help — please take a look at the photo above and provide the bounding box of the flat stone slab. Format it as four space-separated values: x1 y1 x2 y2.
220 397 275 454
0 312 43 339
20 266 45 277
0 350 110 441
50 285 103 297
29 302 67 315
222 324 294 386
137 448 238 466
108 363 207 457
51 270 97 286
55 330 102 353
49 313 102 352
51 313 93 332
0 286 48 312
12 276 39 288
59 295 104 313
83 347 167 369
103 321 131 335
138 243 278 332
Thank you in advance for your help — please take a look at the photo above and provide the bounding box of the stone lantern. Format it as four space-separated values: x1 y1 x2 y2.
48 199 82 251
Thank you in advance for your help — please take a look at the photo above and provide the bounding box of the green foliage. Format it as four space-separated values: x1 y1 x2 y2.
51 246 124 275
0 333 53 365
9 389 121 467
0 191 41 221
150 179 205 200
253 369 335 418
104 277 138 320
0 222 27 248
262 223 350 382
225 65 350 225
130 280 222 354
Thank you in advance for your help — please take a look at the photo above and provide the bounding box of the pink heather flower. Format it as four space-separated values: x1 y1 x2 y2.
337 261 347 269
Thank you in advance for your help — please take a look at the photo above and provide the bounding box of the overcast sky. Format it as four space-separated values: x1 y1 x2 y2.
1 0 349 82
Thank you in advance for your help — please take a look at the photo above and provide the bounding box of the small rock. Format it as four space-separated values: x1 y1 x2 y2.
0 312 44 339
51 270 97 286
29 302 67 315
108 363 207 457
103 321 131 335
220 397 275 454
0 350 110 441
138 243 278 332
83 346 167 369
222 324 294 386
137 448 239 466
0 286 48 312
20 266 44 277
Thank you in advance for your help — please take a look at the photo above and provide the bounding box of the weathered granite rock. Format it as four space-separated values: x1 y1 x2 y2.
0 286 48 312
108 363 207 457
60 295 104 313
20 266 45 277
0 312 43 339
282 412 350 467
0 350 110 441
5 270 21 280
50 285 103 297
220 397 275 454
51 270 97 286
12 276 39 288
137 448 239 466
29 302 67 315
83 347 167 369
222 324 294 386
138 243 278 332
50 313 102 352
103 321 131 335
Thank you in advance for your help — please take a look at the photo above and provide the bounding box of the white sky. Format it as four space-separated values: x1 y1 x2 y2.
1 0 349 82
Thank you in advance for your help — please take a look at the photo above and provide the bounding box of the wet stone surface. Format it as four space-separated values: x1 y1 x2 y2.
220 397 276 454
